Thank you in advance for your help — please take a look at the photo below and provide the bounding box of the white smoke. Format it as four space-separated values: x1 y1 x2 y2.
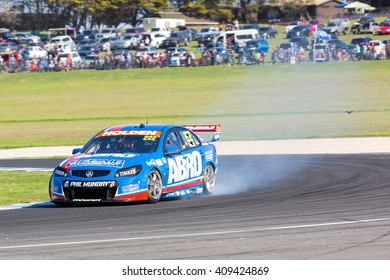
214 154 306 195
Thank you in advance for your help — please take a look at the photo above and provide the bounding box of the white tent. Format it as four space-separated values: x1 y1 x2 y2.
344 1 376 13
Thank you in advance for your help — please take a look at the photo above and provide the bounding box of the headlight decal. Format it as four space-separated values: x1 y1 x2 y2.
54 166 68 177
115 165 142 177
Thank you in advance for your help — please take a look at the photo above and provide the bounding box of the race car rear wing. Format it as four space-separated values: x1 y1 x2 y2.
184 124 221 142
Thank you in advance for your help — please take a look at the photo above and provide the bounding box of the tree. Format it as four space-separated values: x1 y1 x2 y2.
282 0 314 20
131 0 171 25
0 0 21 30
48 0 129 28
178 0 234 22
70 0 171 28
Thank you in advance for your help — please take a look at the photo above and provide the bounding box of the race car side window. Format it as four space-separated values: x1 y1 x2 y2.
178 129 201 150
165 130 182 151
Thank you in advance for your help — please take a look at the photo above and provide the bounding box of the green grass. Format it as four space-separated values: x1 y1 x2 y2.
0 171 51 205
1 61 390 149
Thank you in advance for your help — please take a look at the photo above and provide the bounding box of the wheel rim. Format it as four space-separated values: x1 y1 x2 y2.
204 164 215 193
147 170 162 200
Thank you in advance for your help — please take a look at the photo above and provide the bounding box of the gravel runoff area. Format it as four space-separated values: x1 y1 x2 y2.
0 137 390 159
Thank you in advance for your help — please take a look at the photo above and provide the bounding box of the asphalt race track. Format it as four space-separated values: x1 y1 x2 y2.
0 154 390 259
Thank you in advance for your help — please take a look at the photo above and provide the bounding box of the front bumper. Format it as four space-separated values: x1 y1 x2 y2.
50 175 148 203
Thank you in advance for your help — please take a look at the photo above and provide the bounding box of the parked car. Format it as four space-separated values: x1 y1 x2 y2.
0 29 17 42
95 28 118 40
258 26 278 38
242 38 269 53
76 29 99 41
97 37 119 51
351 36 372 46
351 16 379 34
356 16 375 25
368 40 385 57
278 42 299 59
150 27 171 38
327 39 347 50
78 45 100 58
58 50 82 66
112 48 132 55
31 31 49 43
205 42 225 51
0 42 19 53
308 19 324 31
44 35 77 53
135 46 159 56
27 46 47 58
285 21 303 33
177 26 197 40
194 27 219 40
124 27 145 34
82 53 99 69
77 39 97 50
323 19 349 35
359 22 380 34
165 47 187 55
141 32 167 48
334 18 350 33
310 43 330 62
169 52 186 67
197 32 219 46
161 31 191 48
287 25 311 38
379 21 390 35
48 27 77 41
13 32 41 44
111 34 142 50
289 36 310 50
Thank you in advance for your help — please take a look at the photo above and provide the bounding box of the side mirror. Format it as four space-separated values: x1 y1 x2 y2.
165 147 181 156
72 148 82 155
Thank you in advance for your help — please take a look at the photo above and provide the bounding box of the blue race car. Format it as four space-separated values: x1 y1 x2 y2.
49 124 220 205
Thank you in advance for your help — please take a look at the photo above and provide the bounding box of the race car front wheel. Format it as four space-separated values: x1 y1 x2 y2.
147 169 163 203
203 163 216 195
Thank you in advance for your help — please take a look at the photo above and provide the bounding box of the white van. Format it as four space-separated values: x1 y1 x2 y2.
141 32 167 48
216 29 258 47
44 35 77 53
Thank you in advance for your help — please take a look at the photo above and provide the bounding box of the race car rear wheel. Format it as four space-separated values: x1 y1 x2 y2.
203 163 215 195
147 169 163 203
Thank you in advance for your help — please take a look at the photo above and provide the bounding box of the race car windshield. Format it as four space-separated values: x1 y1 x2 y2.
82 135 159 154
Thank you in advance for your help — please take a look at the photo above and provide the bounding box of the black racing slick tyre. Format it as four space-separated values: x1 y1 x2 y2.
52 201 72 207
203 163 216 195
147 169 163 203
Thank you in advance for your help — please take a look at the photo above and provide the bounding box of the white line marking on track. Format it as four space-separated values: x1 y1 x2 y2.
0 167 52 172
0 217 389 250
0 201 53 211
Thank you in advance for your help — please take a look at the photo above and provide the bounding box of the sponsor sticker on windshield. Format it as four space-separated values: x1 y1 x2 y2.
66 159 125 168
97 130 162 137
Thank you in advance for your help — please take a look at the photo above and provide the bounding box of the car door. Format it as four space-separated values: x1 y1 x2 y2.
162 128 205 191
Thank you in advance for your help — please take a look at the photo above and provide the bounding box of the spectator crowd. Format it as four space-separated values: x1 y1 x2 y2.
1 30 390 73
